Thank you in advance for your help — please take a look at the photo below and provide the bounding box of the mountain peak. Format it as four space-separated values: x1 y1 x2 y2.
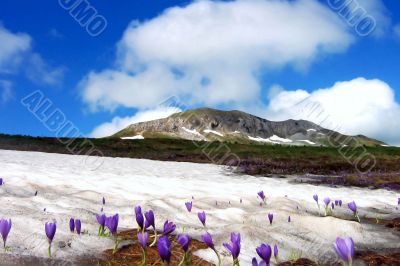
114 108 385 147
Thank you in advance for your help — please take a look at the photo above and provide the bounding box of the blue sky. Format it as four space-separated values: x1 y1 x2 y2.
1 0 400 145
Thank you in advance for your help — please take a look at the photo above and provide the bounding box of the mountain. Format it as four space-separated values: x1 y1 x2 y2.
113 108 386 147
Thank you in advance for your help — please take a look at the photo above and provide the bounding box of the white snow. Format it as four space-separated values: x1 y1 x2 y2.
381 144 390 147
121 135 144 140
307 129 317 132
0 149 399 265
182 127 203 137
249 135 293 144
203 130 224 137
298 140 316 145
269 135 293 143
248 136 278 144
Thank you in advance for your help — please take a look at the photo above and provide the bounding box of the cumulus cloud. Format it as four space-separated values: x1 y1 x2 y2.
0 80 13 103
0 25 31 73
355 0 390 37
264 78 400 145
394 24 400 39
0 24 65 86
80 0 355 112
90 106 182 138
25 53 66 86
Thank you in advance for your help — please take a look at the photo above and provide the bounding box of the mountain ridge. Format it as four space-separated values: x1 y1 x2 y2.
113 107 386 147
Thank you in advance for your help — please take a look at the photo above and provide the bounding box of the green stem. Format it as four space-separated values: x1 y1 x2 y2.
113 237 120 254
185 253 191 266
355 213 361 223
149 229 158 247
141 248 147 266
48 244 52 258
214 250 221 266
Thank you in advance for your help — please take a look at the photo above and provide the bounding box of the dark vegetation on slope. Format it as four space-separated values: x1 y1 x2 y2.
0 133 399 189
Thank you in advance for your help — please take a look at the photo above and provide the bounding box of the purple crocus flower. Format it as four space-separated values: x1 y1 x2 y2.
135 206 144 230
201 232 215 250
162 220 176 235
348 201 357 214
267 213 273 225
185 202 192 212
339 200 343 207
45 222 56 257
223 232 241 262
258 191 266 202
137 232 149 249
398 198 400 205
313 194 318 203
0 219 12 248
335 200 339 206
0 178 3 186
102 197 105 205
202 232 221 265
252 258 266 266
274 244 278 260
144 210 155 229
348 201 360 222
75 219 81 235
177 234 190 252
198 211 206 227
331 202 335 210
105 214 119 235
323 197 331 206
333 237 355 265
256 243 272 265
69 218 75 232
96 213 106 227
288 216 291 223
45 222 57 244
157 236 171 265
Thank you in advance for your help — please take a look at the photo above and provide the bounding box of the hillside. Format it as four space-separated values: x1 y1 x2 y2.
114 108 386 147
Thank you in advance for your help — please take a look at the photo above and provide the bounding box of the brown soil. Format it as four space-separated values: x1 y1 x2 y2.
365 217 400 231
97 229 213 266
277 258 319 266
356 251 400 266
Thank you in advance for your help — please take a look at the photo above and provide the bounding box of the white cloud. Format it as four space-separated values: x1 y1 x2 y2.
0 24 64 86
48 28 64 39
264 77 400 145
355 0 390 37
0 25 31 73
0 80 13 103
394 24 400 39
80 0 355 112
25 53 65 86
90 106 182 138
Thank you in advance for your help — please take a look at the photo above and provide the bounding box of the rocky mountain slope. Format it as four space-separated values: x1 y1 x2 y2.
113 108 386 147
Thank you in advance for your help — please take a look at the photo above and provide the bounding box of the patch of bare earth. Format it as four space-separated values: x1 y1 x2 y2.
97 229 213 266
